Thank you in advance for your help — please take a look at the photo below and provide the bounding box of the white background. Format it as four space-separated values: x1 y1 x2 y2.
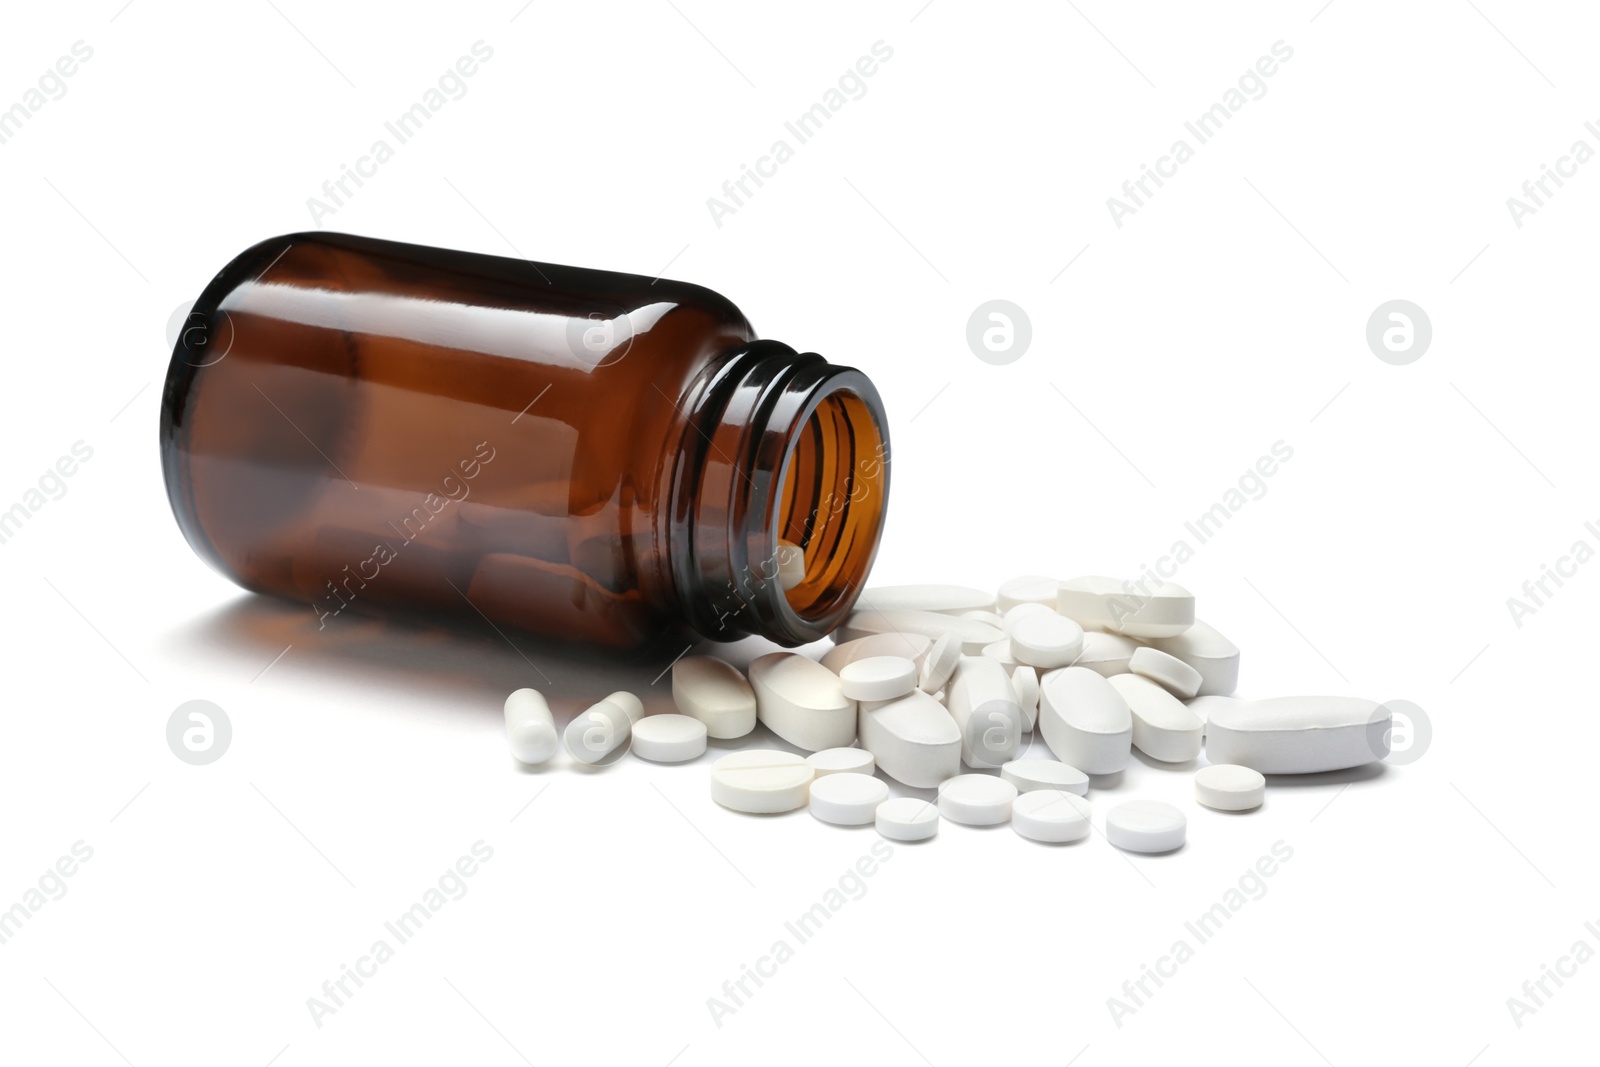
1 1 1595 1064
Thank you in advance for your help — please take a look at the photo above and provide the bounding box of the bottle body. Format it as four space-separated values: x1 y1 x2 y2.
160 233 889 648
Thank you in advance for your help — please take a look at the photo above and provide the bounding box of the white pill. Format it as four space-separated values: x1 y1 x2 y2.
1186 695 1242 738
1011 790 1092 843
1106 800 1186 853
1001 759 1088 795
749 652 857 751
837 609 1003 655
808 772 890 825
1129 646 1203 699
945 656 1026 768
1002 601 1057 635
775 539 807 591
997 574 1060 613
856 584 996 616
857 689 961 787
630 714 708 763
820 632 932 676
1037 667 1133 775
709 750 814 813
919 630 961 694
1071 630 1143 677
1109 673 1203 763
838 656 918 702
960 609 1006 629
1145 619 1240 696
1206 696 1389 774
875 797 940 842
808 747 875 777
503 688 558 765
1010 665 1039 730
1194 764 1266 811
981 638 1018 668
1057 576 1195 639
937 774 1018 825
1010 613 1086 669
672 655 757 739
564 691 644 765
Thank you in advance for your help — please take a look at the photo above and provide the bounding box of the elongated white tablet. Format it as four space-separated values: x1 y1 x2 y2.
875 797 940 841
1057 576 1194 639
981 639 1018 668
1037 667 1133 775
1011 666 1039 730
1206 696 1389 774
1106 800 1186 852
564 691 644 765
937 774 1018 825
944 656 1026 768
630 714 708 763
775 539 806 591
919 631 961 694
997 575 1059 613
710 750 814 813
808 772 890 825
960 609 1006 629
820 632 932 676
1146 619 1240 696
857 690 961 787
1109 674 1203 763
836 610 1003 655
1010 613 1085 669
839 656 918 702
807 747 875 777
1011 790 1092 843
749 653 857 751
1194 764 1265 811
1002 602 1057 635
1001 759 1088 796
1071 630 1142 677
672 656 757 739
857 584 996 616
1129 646 1203 699
504 688 558 765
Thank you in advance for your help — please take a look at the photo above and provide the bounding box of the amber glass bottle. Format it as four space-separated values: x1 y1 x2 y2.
160 233 890 649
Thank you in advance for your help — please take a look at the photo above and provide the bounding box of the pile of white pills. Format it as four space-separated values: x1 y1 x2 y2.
502 575 1397 852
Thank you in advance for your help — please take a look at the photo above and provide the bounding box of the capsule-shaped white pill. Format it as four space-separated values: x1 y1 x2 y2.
945 656 1026 768
504 688 558 766
672 655 757 739
857 689 961 788
1057 576 1194 639
1145 619 1240 696
997 575 1060 613
1108 673 1203 763
1205 696 1390 774
1037 667 1133 775
858 584 996 616
564 691 644 766
749 652 857 752
836 609 1003 655
820 632 933 676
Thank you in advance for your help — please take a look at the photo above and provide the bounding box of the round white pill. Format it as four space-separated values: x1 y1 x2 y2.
1129 646 1204 699
1001 759 1089 796
1194 764 1266 811
630 714 708 763
838 656 918 702
919 631 961 694
998 575 1059 613
936 774 1018 826
1106 800 1187 853
1002 601 1057 635
875 797 940 842
503 688 558 765
1011 790 1092 843
808 772 890 825
808 747 876 777
1010 613 1085 670
709 750 814 814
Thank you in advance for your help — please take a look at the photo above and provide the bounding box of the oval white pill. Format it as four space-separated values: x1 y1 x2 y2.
749 652 857 752
1001 758 1089 796
564 691 643 766
1129 646 1203 699
1071 630 1143 677
808 772 890 826
709 750 814 814
875 797 940 842
775 539 807 591
807 747 875 777
837 609 1003 655
1057 576 1194 639
1186 694 1243 739
630 714 708 763
504 688 558 766
945 656 1026 768
1205 696 1389 774
919 631 961 694
1146 619 1240 696
672 656 757 739
937 774 1018 825
1011 790 1092 843
1037 667 1133 775
1106 800 1187 853
820 632 932 676
857 689 961 787
858 584 996 616
1194 764 1266 811
998 575 1060 613
960 609 1006 629
1010 665 1039 730
1010 613 1086 669
1109 673 1204 763
838 656 918 702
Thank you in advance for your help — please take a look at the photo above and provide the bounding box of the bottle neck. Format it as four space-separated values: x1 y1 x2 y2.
669 340 890 646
